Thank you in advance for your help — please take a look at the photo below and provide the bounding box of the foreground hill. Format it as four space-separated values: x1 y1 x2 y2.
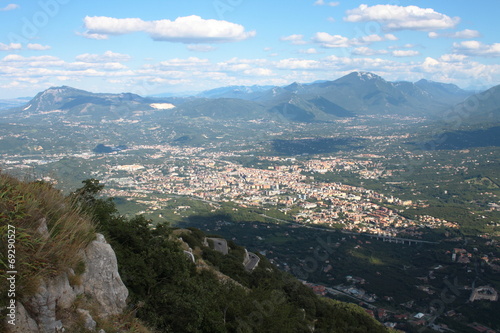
0 175 393 332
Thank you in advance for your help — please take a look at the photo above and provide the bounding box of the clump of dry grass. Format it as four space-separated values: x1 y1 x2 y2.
0 173 96 298
66 295 155 333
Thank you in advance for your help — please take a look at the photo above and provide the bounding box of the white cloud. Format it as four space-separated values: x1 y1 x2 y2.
75 51 131 63
352 47 388 56
453 40 500 57
314 0 340 6
428 32 439 39
344 4 459 31
312 32 350 48
355 34 384 44
299 48 318 54
0 4 19 11
281 34 306 45
70 62 128 71
157 57 211 68
2 54 58 62
76 31 109 40
419 55 500 86
276 58 321 70
313 32 395 48
0 43 21 51
243 68 274 76
187 45 217 52
384 34 398 41
392 50 420 57
27 43 51 51
83 15 255 43
439 54 468 62
452 29 481 39
1 54 65 67
428 29 481 39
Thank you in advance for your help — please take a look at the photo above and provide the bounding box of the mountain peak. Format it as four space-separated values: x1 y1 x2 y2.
284 82 303 92
334 72 385 85
353 71 384 81
40 85 85 95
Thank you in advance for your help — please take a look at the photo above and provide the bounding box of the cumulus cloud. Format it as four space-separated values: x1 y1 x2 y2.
0 4 19 11
1 54 65 68
453 40 500 57
243 68 274 76
155 57 211 69
281 34 306 45
83 15 255 43
344 4 459 31
0 43 22 51
428 32 439 39
2 50 499 96
352 47 388 56
313 32 396 48
428 29 481 39
384 34 398 41
312 32 350 48
313 0 340 6
76 31 109 40
439 54 468 62
76 51 132 63
276 58 321 70
27 43 51 51
392 50 420 57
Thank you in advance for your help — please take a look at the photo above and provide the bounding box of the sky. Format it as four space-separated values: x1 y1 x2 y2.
0 0 499 98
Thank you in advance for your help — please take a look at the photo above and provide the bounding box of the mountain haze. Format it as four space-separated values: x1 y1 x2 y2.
4 72 476 123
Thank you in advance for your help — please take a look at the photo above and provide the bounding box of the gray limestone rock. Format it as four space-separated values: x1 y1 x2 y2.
79 233 128 315
11 302 38 333
77 309 97 331
14 233 128 332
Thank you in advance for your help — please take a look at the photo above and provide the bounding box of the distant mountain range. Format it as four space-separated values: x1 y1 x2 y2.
444 84 500 125
4 72 497 125
0 97 31 110
18 86 159 118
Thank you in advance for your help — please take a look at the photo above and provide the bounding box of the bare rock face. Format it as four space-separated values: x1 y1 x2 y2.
24 273 76 332
12 303 38 333
12 233 128 333
79 233 129 315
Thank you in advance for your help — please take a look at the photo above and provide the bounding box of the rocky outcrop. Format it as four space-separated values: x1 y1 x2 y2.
11 233 128 333
79 234 128 315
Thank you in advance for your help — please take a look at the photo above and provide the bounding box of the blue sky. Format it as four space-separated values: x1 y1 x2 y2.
0 0 499 98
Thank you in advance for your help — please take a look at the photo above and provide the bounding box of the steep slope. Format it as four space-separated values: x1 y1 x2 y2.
289 72 470 117
2 73 473 124
0 174 141 333
446 84 500 125
6 86 179 121
416 84 500 150
248 72 472 119
73 178 394 333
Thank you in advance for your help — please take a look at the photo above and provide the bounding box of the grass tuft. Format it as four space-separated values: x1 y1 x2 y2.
0 173 96 300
